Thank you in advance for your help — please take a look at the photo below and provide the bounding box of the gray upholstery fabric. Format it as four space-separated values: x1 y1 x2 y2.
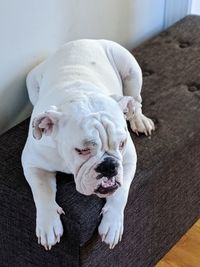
0 15 200 267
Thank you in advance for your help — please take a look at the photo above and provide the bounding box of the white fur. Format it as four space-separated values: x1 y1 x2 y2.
22 39 154 250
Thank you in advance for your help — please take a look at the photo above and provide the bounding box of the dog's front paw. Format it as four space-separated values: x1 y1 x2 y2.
98 209 124 249
36 205 64 250
130 113 155 136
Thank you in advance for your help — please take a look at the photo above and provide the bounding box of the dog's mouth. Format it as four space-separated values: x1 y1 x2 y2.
94 177 120 195
74 154 123 196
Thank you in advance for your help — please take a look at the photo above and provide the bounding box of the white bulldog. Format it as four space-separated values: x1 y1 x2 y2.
21 39 155 250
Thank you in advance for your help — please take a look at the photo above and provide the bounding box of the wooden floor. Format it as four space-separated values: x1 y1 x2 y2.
156 219 200 267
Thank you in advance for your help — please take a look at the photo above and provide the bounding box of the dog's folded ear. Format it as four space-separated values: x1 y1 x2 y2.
110 95 141 119
32 106 64 140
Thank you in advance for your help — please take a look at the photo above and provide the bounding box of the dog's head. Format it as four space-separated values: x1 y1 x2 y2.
32 92 136 197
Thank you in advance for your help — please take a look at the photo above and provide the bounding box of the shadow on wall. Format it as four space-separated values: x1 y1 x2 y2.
0 72 32 135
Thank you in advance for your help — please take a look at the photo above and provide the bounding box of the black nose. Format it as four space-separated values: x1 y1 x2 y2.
95 157 119 178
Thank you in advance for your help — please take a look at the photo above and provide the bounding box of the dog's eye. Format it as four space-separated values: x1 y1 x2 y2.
119 141 125 150
75 148 91 155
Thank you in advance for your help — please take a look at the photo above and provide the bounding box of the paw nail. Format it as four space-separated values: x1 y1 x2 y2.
57 208 65 215
102 235 105 242
57 235 61 243
110 244 114 249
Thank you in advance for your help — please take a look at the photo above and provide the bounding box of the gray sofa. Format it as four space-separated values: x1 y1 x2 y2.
0 15 200 267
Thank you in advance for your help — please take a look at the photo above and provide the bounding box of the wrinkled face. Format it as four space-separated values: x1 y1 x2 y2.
32 94 133 198
58 111 127 198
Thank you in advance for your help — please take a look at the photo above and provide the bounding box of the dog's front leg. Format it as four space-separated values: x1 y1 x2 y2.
23 167 64 250
98 135 137 249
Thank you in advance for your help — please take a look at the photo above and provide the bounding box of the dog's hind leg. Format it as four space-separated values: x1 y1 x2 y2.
26 61 46 106
104 40 155 135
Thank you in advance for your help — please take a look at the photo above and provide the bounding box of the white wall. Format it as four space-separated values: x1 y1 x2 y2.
191 0 200 14
0 1 68 134
0 0 166 134
128 0 165 48
63 0 166 49
164 0 192 28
